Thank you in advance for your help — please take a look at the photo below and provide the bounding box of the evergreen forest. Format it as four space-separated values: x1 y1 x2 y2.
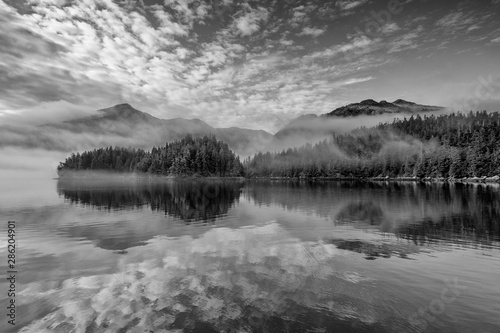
58 111 500 180
245 111 500 179
57 135 244 177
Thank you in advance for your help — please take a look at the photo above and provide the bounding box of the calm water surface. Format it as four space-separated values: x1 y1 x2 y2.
1 176 499 333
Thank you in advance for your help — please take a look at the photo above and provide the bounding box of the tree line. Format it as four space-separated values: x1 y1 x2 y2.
245 111 500 179
57 135 244 177
58 180 244 223
58 111 500 179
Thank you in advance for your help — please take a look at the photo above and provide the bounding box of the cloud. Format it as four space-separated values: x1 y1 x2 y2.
162 0 211 26
0 0 189 111
0 101 96 126
341 77 375 86
436 11 475 29
434 7 491 39
0 1 415 135
298 26 327 37
289 5 311 27
233 5 269 36
387 25 424 53
0 0 498 137
381 22 400 34
336 0 369 15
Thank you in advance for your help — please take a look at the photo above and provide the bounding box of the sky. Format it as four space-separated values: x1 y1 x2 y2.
0 0 499 132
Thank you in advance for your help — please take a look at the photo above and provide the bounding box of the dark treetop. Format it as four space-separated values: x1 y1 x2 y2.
245 111 500 179
57 135 244 178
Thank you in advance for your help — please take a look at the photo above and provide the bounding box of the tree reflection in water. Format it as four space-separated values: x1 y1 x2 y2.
245 180 500 247
58 179 500 247
57 178 244 223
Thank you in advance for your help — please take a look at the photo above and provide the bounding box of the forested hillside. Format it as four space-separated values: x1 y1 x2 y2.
59 112 500 179
57 135 244 177
245 111 500 179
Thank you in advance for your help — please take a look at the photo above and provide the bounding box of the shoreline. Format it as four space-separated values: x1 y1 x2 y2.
55 173 246 181
56 173 500 184
247 176 500 184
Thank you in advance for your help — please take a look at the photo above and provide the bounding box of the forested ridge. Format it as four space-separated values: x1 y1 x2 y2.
57 135 244 177
245 111 500 179
58 111 500 180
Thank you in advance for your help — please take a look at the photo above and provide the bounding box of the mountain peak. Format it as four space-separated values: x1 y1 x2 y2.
359 99 380 106
99 103 135 113
88 103 162 124
323 99 443 117
44 103 273 156
114 103 133 108
358 99 397 107
379 100 394 106
393 99 416 105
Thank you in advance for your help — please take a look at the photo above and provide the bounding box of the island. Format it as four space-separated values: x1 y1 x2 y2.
57 135 244 178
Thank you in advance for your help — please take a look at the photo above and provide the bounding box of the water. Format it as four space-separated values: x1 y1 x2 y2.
1 176 499 333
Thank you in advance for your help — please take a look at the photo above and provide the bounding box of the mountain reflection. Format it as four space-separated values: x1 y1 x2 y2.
57 179 244 223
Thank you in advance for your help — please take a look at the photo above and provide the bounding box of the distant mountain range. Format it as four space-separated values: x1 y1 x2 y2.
1 103 272 156
323 99 444 117
0 100 445 156
270 99 445 149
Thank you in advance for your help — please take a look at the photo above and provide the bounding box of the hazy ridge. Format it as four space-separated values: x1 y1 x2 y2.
1 99 445 158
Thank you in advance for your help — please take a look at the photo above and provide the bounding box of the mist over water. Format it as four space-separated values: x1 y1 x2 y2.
2 0 499 330
1 177 499 333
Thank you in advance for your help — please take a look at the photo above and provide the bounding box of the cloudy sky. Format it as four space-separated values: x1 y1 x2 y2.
0 0 499 132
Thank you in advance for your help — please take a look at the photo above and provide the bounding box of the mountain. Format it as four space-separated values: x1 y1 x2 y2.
262 114 322 151
0 100 446 157
1 103 272 156
268 99 445 152
49 103 215 136
274 114 319 140
323 99 444 117
247 111 500 179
